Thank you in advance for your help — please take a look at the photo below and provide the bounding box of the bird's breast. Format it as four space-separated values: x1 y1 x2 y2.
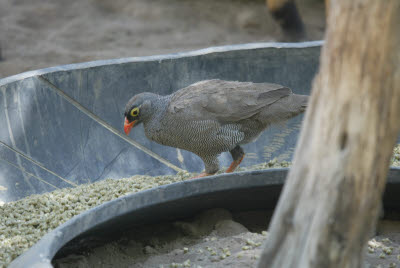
143 117 178 147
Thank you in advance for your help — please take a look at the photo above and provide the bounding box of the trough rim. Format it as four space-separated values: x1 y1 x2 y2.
9 168 288 268
0 41 323 87
9 167 400 268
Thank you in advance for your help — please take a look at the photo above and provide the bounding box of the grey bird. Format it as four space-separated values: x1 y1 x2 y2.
124 79 308 178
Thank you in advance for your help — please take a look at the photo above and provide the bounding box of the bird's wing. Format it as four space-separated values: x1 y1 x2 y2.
168 79 292 122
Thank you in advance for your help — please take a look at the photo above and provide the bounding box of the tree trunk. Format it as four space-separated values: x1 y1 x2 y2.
266 0 306 41
258 1 400 267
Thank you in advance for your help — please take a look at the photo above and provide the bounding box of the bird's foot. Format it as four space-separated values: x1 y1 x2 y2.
190 172 215 179
225 154 245 173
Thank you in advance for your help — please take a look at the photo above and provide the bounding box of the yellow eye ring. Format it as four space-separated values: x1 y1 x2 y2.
130 108 139 117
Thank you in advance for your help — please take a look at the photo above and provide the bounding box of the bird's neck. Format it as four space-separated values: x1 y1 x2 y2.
142 95 170 123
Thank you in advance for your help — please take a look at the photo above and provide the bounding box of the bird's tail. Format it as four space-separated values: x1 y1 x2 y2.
259 94 308 125
277 94 308 117
292 94 308 113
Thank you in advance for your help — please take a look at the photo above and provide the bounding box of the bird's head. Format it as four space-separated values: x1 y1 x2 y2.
124 92 157 135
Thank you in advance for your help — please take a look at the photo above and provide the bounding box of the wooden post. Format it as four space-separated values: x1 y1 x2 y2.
258 0 400 267
266 0 306 41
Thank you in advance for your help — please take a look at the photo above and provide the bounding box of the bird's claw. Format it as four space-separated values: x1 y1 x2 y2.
190 172 214 179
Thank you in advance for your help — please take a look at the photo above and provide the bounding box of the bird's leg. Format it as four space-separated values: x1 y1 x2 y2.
226 145 245 173
190 155 219 179
226 155 244 173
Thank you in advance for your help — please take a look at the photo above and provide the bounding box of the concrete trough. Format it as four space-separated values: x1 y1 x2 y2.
0 41 322 203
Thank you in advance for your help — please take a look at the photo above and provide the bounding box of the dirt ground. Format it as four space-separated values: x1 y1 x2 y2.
54 208 400 268
0 0 326 79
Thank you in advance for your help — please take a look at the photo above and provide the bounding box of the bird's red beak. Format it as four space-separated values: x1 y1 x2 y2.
124 117 136 135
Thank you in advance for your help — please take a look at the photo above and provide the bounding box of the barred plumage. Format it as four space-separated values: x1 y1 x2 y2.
124 79 308 177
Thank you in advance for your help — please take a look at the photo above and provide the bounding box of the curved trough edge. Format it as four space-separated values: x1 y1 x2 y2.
9 167 400 268
9 169 287 268
0 41 323 87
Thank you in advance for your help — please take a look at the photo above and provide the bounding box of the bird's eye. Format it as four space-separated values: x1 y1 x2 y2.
130 107 139 117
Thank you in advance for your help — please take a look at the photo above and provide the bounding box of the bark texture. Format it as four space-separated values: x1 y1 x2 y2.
258 0 400 267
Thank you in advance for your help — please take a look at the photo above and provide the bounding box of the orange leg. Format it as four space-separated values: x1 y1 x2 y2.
225 154 245 173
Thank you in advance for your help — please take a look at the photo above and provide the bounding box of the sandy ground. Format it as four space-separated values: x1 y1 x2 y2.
54 208 400 268
0 0 326 79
